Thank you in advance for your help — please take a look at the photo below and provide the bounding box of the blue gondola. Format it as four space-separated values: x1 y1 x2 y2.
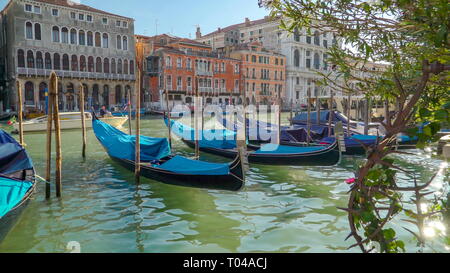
0 129 36 242
92 116 244 191
165 117 341 166
219 115 379 155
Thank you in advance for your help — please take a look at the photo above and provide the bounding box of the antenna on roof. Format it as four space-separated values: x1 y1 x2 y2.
155 19 159 36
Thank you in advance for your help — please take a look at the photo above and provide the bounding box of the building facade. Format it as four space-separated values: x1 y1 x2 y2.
196 17 343 109
144 36 242 110
224 41 286 106
0 0 136 113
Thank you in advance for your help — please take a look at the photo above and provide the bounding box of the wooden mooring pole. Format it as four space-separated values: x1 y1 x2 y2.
307 88 311 146
128 91 132 135
45 80 54 199
135 40 144 183
79 84 87 159
328 91 334 137
16 81 24 146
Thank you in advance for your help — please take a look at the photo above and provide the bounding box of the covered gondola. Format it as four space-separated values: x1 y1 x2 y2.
92 117 244 191
0 129 36 242
219 115 380 155
165 117 341 166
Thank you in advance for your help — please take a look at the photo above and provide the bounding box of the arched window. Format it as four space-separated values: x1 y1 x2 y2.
88 56 94 72
115 85 122 104
26 50 34 68
111 58 116 74
122 36 128 50
117 59 122 74
25 82 34 104
294 49 300 67
62 54 69 70
116 35 122 50
123 60 128 74
102 33 108 48
87 31 93 46
53 53 60 70
103 58 109 73
95 32 101 47
25 22 33 39
17 49 25 68
129 60 134 75
70 29 77 44
314 53 320 69
80 56 86 72
52 26 60 42
103 85 110 106
314 31 320 46
39 82 47 102
79 30 85 45
36 51 43 69
294 28 300 42
61 27 69 43
34 23 41 40
96 57 102 73
71 55 78 71
45 53 52 69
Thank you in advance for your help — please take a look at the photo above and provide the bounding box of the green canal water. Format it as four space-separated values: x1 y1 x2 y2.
0 115 448 253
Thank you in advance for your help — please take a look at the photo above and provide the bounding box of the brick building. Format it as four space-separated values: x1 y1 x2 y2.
223 41 286 106
143 36 242 110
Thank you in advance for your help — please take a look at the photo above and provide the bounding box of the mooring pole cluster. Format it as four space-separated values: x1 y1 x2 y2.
45 72 62 199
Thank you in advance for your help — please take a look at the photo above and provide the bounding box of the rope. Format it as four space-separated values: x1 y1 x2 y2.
35 174 53 184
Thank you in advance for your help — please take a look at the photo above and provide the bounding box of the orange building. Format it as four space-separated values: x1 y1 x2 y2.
143 35 242 109
225 41 286 106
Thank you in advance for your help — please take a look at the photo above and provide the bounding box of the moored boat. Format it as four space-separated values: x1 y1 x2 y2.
0 129 37 242
13 112 128 133
93 116 244 191
165 117 341 166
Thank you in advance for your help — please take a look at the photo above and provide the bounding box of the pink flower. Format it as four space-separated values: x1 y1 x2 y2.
345 178 356 184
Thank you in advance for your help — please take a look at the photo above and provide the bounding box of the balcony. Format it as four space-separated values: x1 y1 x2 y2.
195 70 213 77
199 87 213 92
16 67 136 81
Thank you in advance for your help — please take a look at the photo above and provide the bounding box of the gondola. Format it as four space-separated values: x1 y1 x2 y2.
219 115 380 155
92 116 244 191
0 129 36 243
165 117 341 166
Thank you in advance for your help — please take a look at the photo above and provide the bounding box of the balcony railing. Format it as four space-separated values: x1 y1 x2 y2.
195 70 213 77
17 67 136 81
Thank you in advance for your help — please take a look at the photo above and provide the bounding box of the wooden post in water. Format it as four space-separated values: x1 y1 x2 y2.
165 89 172 149
79 84 87 159
135 40 144 183
194 77 200 160
328 91 334 137
277 88 282 145
16 81 24 146
307 88 311 146
364 98 369 135
45 81 54 199
316 90 320 126
49 72 62 198
290 97 293 126
347 93 351 137
128 90 132 135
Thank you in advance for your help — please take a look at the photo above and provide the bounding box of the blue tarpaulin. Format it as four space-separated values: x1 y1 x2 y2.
159 155 230 175
0 129 34 219
0 177 33 218
93 119 171 162
166 118 237 150
254 143 327 154
292 111 349 125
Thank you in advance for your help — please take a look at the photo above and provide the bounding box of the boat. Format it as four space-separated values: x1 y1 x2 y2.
219 115 380 155
13 112 128 133
291 110 381 135
0 129 37 242
111 108 146 117
165 117 341 166
92 116 244 191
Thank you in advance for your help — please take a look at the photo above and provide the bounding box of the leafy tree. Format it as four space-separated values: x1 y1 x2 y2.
261 0 450 252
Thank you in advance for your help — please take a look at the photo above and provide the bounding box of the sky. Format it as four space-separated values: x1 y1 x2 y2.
0 0 269 38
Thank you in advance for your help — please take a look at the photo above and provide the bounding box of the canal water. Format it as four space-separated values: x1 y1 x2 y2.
0 115 448 253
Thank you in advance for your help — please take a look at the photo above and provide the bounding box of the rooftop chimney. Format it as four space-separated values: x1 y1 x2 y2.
245 18 250 26
196 27 202 39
